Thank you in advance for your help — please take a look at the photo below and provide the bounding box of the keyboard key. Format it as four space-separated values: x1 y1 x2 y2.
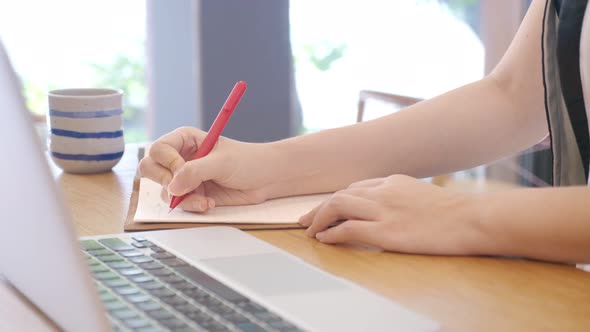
111 309 139 320
139 262 165 271
98 255 124 263
107 261 134 270
201 320 231 332
129 274 154 283
129 255 154 264
104 279 130 288
186 310 215 323
195 296 222 308
236 322 267 332
99 238 135 251
237 301 267 314
269 320 300 330
174 282 197 291
147 309 175 320
210 304 234 316
132 236 147 242
137 327 160 332
173 304 201 314
132 241 148 249
119 268 144 276
125 294 151 303
90 265 109 273
139 281 165 290
88 248 112 256
123 318 151 329
114 286 141 296
104 300 127 311
120 250 144 258
149 288 176 298
161 295 188 306
99 292 118 303
96 284 109 293
136 301 162 312
151 252 175 260
95 271 119 280
253 311 280 321
171 328 197 332
161 258 188 267
150 246 165 253
183 288 211 299
160 275 185 284
150 269 174 277
80 240 103 251
160 318 188 329
221 312 248 324
86 258 100 266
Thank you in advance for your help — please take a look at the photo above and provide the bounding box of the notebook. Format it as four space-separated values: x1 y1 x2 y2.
135 178 331 224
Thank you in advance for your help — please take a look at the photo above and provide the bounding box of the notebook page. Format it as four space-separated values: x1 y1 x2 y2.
134 178 332 224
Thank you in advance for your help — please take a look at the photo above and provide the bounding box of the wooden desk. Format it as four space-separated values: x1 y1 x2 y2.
2 145 590 331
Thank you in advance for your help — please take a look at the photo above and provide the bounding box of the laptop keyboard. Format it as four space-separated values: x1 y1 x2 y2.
81 237 303 332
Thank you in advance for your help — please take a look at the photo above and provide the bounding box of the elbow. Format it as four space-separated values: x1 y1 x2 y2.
485 67 548 141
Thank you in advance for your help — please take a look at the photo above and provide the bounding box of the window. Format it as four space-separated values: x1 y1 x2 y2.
0 0 147 143
290 0 484 131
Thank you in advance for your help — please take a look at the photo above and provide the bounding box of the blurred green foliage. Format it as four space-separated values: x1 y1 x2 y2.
91 53 148 143
300 42 348 72
23 79 57 116
440 0 479 14
431 0 480 32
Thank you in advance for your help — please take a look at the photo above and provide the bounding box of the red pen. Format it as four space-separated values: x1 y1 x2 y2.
169 80 247 211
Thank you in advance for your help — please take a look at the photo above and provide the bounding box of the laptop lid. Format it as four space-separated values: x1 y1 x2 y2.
0 39 110 332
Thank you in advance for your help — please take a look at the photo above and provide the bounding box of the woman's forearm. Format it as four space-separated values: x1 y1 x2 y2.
473 187 590 263
266 76 546 198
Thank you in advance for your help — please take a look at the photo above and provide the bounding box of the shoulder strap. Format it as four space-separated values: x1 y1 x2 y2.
556 0 589 180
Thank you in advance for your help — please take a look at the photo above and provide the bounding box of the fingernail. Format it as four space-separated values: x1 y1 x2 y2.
298 216 310 226
200 201 207 211
168 182 183 196
316 232 325 241
167 184 176 196
208 199 215 209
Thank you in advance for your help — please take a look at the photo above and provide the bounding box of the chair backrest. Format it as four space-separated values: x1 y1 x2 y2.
357 90 422 123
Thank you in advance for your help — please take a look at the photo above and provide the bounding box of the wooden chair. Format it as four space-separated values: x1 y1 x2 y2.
356 89 451 186
357 90 422 123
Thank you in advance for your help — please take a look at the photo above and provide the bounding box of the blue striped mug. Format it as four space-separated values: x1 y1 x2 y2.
48 88 125 173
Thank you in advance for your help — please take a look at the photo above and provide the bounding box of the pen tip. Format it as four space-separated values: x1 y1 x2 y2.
168 208 174 214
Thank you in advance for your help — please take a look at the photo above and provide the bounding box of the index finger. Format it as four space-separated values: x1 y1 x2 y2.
149 141 186 175
305 193 380 237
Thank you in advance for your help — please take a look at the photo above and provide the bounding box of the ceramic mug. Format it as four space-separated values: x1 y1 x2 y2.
48 88 125 174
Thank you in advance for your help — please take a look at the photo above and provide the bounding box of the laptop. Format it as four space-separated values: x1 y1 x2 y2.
0 40 438 332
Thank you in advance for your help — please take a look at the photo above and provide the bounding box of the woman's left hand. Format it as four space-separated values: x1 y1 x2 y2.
299 174 486 255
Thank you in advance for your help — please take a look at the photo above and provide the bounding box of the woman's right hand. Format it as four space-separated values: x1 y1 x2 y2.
138 126 277 212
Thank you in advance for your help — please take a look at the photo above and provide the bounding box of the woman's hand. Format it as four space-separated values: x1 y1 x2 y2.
299 174 486 255
139 127 277 212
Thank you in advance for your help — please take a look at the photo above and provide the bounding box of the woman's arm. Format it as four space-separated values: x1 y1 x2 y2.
264 0 547 199
478 186 590 263
299 175 590 264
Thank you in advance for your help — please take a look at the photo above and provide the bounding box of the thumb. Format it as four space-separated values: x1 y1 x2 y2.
167 156 221 196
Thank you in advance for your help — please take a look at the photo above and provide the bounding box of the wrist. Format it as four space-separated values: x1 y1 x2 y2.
458 192 497 256
258 139 324 200
254 140 297 200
